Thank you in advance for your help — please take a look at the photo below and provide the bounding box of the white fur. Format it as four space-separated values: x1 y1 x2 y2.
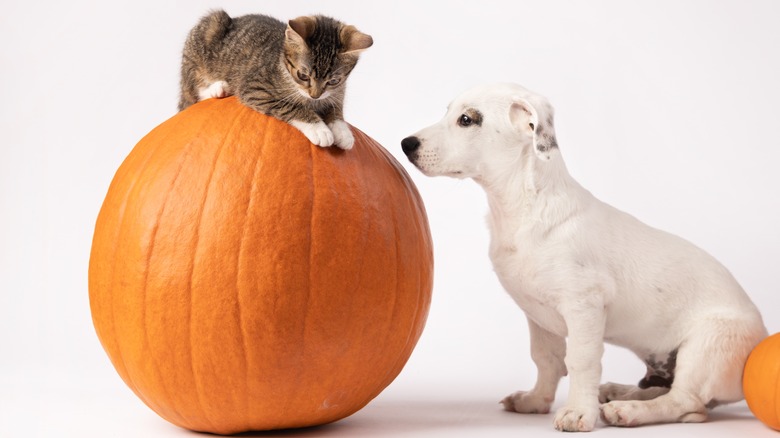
291 119 353 150
328 119 354 150
290 120 334 147
403 83 767 432
198 80 231 101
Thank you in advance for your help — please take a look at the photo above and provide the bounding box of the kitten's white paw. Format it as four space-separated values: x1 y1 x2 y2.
328 120 354 150
198 80 231 100
290 120 335 147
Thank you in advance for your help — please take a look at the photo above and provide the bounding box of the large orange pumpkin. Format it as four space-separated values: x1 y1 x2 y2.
744 332 780 431
89 97 433 434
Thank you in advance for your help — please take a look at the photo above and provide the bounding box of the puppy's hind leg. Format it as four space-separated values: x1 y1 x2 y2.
502 319 567 415
599 382 670 403
599 359 674 403
601 314 766 427
600 345 710 427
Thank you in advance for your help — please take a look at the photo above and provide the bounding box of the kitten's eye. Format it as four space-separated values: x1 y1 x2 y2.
458 114 473 127
297 71 310 82
326 78 341 86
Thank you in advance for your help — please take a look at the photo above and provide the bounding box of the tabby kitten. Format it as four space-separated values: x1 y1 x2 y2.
179 10 372 150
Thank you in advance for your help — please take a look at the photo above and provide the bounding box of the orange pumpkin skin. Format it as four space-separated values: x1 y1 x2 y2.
89 97 433 434
743 333 780 431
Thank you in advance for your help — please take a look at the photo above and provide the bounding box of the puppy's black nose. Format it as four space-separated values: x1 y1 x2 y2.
401 136 421 156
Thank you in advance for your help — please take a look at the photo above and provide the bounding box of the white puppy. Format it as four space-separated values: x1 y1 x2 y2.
401 83 767 432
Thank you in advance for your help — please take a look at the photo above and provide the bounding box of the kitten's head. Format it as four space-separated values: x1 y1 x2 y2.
283 15 373 101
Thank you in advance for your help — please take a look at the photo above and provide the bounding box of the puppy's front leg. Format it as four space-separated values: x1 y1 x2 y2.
554 299 606 432
502 319 566 414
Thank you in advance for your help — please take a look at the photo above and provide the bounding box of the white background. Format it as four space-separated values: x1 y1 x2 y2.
2 0 779 436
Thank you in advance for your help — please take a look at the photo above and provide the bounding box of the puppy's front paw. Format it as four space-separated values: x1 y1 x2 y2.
328 120 354 150
501 391 552 414
291 120 334 147
554 405 598 432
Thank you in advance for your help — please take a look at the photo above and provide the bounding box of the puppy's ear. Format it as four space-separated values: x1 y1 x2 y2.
509 98 557 161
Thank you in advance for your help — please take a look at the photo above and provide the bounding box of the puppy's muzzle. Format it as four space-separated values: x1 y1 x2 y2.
401 136 421 159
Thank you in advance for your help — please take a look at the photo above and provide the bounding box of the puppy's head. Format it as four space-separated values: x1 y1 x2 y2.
401 83 558 181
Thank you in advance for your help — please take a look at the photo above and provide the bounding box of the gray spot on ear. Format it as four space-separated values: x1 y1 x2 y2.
542 115 558 150
535 124 558 152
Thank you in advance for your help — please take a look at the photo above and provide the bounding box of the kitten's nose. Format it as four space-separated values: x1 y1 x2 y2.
309 83 326 99
401 136 421 156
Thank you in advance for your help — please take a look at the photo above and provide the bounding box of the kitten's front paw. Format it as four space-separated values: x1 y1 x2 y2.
328 120 354 150
290 120 335 147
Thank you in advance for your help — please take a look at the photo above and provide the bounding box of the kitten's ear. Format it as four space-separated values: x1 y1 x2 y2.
287 16 317 45
340 25 373 54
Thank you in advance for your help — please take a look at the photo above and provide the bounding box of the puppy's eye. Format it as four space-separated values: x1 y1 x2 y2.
326 78 341 86
458 114 473 127
297 71 310 82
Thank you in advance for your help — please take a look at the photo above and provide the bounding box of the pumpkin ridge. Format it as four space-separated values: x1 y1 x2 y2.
138 129 211 428
98 118 180 385
368 134 433 399
409 192 433 355
234 114 272 426
295 137 316 415
185 108 246 432
371 187 409 402
353 163 406 411
103 120 192 425
117 133 198 428
139 192 187 426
